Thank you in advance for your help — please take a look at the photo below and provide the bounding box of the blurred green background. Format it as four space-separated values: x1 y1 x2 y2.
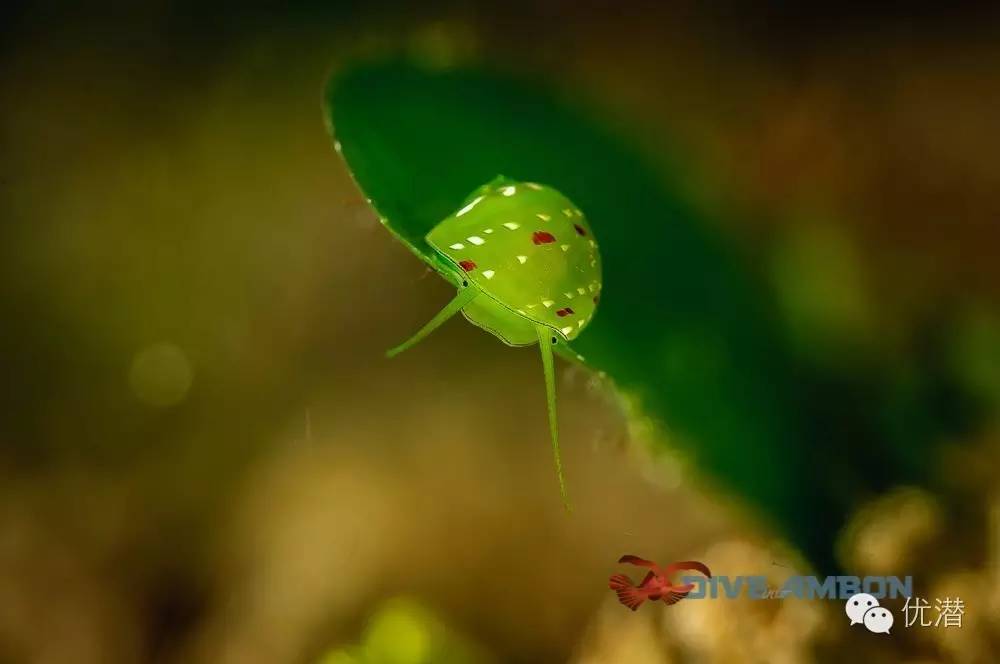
1 2 999 663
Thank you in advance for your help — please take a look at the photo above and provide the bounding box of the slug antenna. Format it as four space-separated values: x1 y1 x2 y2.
386 286 478 358
536 324 571 511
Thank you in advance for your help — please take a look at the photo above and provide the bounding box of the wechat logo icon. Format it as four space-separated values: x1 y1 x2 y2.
846 593 893 634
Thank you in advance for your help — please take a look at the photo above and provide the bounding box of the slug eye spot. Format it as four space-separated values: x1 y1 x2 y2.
550 336 557 345
458 260 477 272
573 224 587 236
532 231 556 245
462 280 469 287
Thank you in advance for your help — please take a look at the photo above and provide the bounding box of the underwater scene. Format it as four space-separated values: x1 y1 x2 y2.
1 3 998 663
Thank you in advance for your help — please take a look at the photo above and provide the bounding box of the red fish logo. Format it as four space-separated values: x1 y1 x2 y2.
608 555 712 611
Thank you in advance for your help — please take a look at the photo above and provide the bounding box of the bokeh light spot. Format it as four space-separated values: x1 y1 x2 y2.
128 342 193 407
363 602 431 664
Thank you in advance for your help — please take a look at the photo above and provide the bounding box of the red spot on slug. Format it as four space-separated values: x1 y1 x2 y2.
573 224 587 236
532 231 556 245
459 260 477 272
556 307 575 317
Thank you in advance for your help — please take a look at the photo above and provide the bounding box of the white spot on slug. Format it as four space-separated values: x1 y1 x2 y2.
536 213 551 222
562 209 573 217
561 244 570 251
516 255 527 264
564 292 573 299
526 182 542 190
577 287 586 295
449 243 465 250
577 320 585 328
467 236 485 245
526 303 537 309
561 326 574 335
542 299 554 308
333 140 342 152
483 228 494 234
456 196 484 217
502 222 520 230
589 239 596 248
517 309 526 315
501 186 516 196
589 284 596 292
482 269 495 279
